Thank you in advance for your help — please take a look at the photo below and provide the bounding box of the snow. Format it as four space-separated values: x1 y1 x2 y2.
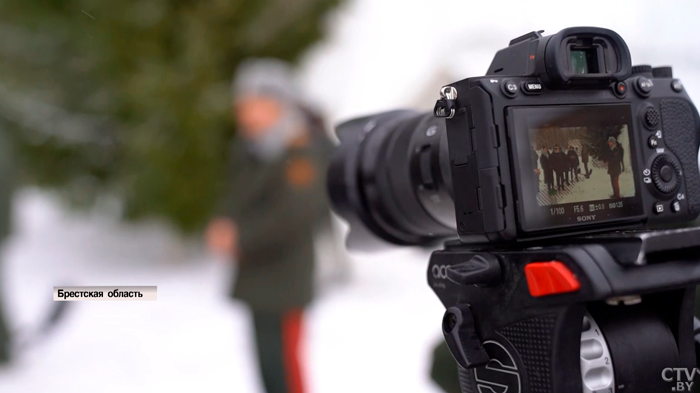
3 0 700 391
0 189 445 393
538 163 635 206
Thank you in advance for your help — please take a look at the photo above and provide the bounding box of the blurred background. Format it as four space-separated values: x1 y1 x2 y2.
0 0 699 392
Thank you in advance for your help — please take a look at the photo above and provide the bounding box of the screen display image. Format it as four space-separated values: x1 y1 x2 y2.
510 105 644 232
531 124 634 206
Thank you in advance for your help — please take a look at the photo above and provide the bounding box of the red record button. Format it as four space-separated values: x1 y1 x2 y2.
614 81 627 97
524 261 581 297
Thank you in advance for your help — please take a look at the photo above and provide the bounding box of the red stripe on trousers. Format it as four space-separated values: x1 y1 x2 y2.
282 309 305 393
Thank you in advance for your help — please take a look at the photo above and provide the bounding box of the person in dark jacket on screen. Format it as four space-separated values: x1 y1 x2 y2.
205 58 333 393
539 145 554 192
607 136 624 198
567 145 580 182
550 145 567 191
531 145 540 198
581 144 591 178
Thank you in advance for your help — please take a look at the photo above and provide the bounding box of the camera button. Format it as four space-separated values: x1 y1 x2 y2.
660 166 674 182
524 261 580 297
651 154 681 194
521 81 543 94
654 202 665 214
635 77 653 97
501 80 518 98
643 107 660 129
613 81 627 98
672 200 681 213
648 136 659 148
671 79 683 92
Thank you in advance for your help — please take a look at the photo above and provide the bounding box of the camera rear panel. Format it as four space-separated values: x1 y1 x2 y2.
444 68 700 244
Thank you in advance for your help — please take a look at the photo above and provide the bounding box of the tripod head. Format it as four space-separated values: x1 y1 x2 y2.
429 227 700 393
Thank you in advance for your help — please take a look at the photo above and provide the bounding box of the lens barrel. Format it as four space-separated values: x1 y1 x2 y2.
327 110 455 250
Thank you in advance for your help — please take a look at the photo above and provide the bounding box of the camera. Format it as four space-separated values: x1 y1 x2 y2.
327 27 700 249
328 27 700 393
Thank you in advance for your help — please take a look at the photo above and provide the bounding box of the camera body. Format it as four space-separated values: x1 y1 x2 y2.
438 27 700 244
326 27 700 393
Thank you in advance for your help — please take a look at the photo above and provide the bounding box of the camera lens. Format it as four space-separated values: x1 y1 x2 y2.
327 110 456 250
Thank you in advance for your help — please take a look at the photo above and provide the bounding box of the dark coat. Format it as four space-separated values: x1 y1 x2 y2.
567 150 579 167
550 151 567 173
539 152 553 183
219 134 332 312
607 145 624 177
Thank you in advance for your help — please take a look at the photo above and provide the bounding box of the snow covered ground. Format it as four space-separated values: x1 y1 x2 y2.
2 1 700 392
0 189 445 393
538 164 635 206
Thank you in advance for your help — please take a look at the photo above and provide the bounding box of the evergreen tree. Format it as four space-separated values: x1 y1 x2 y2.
583 125 624 163
0 0 341 232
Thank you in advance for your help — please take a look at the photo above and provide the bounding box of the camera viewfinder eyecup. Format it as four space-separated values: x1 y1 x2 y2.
542 27 632 88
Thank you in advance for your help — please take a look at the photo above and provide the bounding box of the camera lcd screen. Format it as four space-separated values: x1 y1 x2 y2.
509 105 644 233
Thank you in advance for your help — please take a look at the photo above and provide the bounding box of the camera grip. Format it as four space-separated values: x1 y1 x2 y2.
452 314 563 393
660 98 700 214
457 366 476 393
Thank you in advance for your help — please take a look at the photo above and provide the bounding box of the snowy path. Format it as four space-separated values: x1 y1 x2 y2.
538 165 635 206
0 189 445 393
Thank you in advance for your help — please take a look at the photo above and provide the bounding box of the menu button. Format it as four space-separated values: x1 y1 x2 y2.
522 82 543 94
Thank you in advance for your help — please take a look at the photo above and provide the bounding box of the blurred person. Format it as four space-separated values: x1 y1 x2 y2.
567 145 580 182
562 145 570 185
577 146 582 172
531 145 540 198
618 139 626 173
0 124 69 367
539 145 554 193
0 123 16 366
551 145 567 191
206 58 333 393
582 143 591 178
606 136 624 198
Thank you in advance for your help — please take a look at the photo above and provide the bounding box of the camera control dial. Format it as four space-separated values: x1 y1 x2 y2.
651 154 681 194
631 65 652 75
652 66 673 78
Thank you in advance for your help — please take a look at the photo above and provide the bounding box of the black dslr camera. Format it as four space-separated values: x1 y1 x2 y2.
328 27 700 393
